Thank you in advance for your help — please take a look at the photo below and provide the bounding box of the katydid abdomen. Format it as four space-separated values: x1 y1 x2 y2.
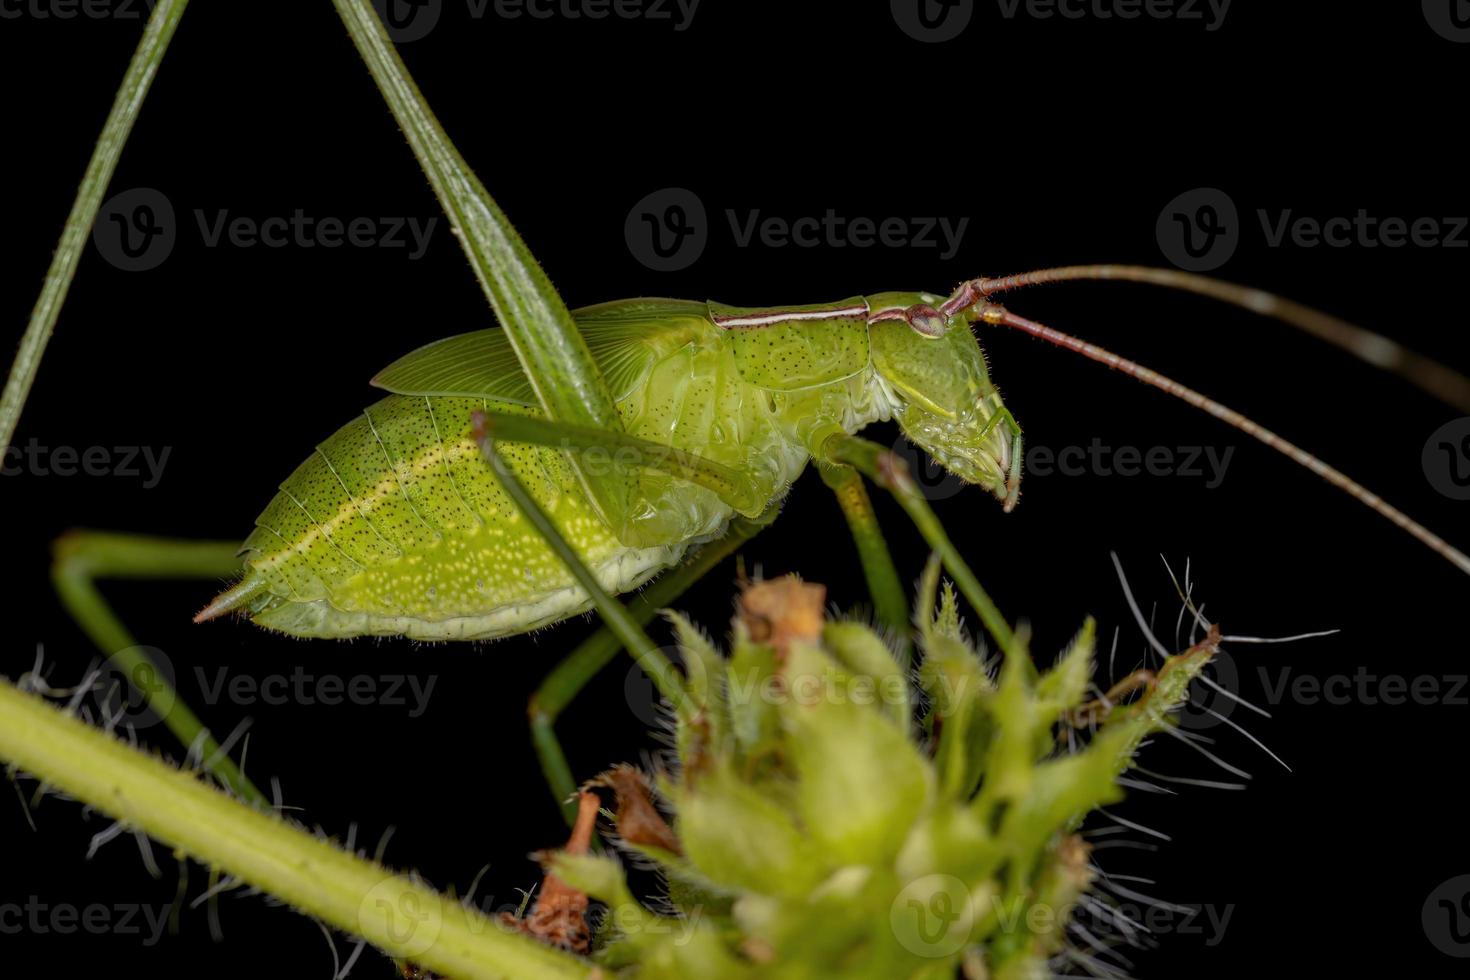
236 393 713 640
206 296 967 640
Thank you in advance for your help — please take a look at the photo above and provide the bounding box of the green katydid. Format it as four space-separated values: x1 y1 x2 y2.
194 268 1470 641
35 0 1470 823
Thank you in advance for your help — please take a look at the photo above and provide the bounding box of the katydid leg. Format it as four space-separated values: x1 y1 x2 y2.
821 434 1016 653
818 461 910 661
528 513 773 824
471 408 782 818
50 531 262 803
472 418 712 793
473 428 687 710
334 0 635 529
977 405 1025 513
477 410 770 518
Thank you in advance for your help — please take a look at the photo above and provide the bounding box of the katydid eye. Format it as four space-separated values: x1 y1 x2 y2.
905 304 947 338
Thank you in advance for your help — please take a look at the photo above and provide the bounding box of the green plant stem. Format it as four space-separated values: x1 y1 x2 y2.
0 681 594 980
0 0 189 454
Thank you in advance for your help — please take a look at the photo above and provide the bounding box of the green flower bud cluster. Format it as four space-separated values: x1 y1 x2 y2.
555 567 1218 979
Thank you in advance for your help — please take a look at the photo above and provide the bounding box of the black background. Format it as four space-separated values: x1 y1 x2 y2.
3 2 1468 976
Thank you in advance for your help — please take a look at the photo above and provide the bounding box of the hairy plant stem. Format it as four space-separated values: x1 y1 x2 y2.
0 681 595 980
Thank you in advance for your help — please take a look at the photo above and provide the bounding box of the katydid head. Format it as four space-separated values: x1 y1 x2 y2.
866 293 1023 509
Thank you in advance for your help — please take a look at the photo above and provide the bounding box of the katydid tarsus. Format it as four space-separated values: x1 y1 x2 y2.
30 1 1470 825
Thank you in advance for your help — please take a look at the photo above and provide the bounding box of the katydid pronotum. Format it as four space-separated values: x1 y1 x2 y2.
29 1 1470 826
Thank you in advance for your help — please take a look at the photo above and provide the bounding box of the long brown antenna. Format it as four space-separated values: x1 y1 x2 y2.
974 302 1470 578
965 265 1470 414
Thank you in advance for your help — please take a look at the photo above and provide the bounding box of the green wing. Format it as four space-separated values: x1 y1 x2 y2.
371 298 710 406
